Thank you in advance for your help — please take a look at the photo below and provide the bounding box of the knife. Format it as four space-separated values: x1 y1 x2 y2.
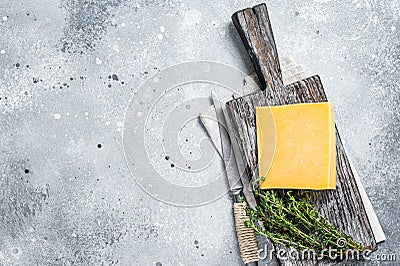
211 91 259 265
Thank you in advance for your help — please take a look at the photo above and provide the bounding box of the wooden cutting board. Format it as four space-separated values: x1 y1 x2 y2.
226 3 383 265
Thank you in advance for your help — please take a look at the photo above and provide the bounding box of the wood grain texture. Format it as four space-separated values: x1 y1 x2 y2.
228 3 377 265
232 3 282 91
226 76 377 265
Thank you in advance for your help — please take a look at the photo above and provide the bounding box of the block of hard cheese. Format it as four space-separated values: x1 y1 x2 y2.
256 102 336 189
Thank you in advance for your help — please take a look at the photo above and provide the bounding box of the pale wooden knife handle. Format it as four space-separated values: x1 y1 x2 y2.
233 202 259 264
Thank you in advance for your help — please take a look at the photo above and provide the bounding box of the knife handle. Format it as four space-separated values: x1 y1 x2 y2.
233 202 259 264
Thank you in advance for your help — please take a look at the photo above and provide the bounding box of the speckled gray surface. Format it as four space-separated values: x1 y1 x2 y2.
0 0 399 265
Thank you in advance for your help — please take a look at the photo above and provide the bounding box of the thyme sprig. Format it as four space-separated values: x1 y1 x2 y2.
244 188 367 257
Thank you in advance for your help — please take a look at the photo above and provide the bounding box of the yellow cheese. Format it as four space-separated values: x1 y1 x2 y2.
256 102 336 190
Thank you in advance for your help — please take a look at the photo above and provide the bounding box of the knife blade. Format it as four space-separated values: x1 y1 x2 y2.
211 91 243 198
212 91 259 265
211 92 257 208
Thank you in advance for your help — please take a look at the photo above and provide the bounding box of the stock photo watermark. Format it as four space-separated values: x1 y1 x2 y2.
258 238 397 262
123 61 255 206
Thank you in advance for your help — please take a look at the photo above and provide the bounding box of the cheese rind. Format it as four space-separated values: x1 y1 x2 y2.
256 102 336 190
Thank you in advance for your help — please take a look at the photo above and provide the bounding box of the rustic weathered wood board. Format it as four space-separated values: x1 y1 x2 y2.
231 3 283 92
226 76 377 265
227 3 378 265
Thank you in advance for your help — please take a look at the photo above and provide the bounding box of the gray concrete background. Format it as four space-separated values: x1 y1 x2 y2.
0 0 399 265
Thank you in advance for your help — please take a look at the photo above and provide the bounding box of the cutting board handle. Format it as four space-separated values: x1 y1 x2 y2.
232 3 283 91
